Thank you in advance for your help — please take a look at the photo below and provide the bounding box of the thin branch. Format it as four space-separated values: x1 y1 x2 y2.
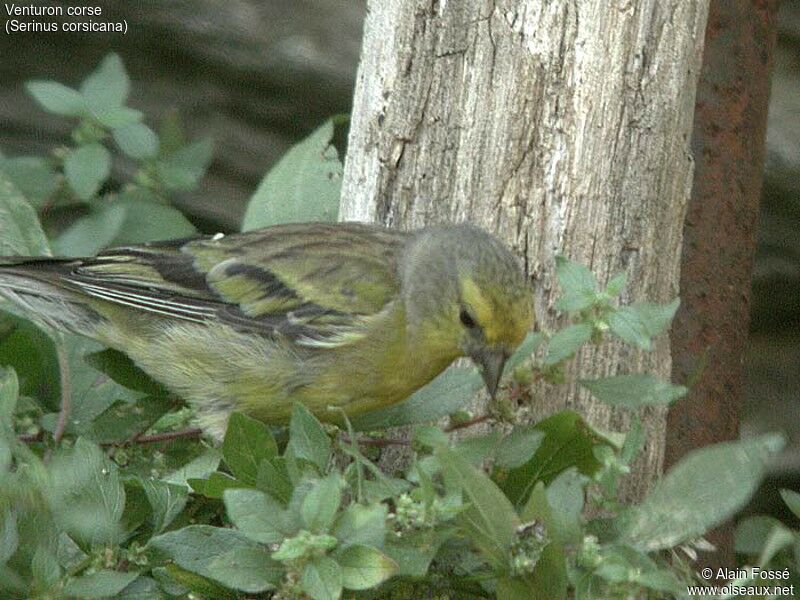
341 412 494 448
52 343 71 444
104 427 203 446
444 413 491 432
346 435 410 447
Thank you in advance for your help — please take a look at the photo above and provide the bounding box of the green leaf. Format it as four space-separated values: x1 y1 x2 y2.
608 299 680 350
413 426 451 449
111 192 197 245
39 335 141 438
189 471 244 499
91 107 143 129
53 202 127 256
54 195 197 256
620 416 646 464
302 556 342 600
222 412 278 485
0 311 59 409
31 546 61 588
165 448 221 488
494 425 545 469
336 544 397 590
501 411 604 507
80 53 129 111
243 118 343 230
85 348 168 396
734 515 783 555
25 81 84 116
456 431 501 464
0 511 18 564
579 374 688 408
757 522 796 567
223 488 285 544
496 577 539 600
594 545 681 594
518 482 568 599
84 395 174 444
0 367 19 427
139 478 188 534
545 468 587 544
0 368 17 472
0 171 51 256
621 434 784 551
634 569 684 595
543 323 592 365
554 256 598 311
302 473 343 533
161 563 234 599
436 445 519 568
353 366 482 431
0 156 59 208
383 529 452 577
288 403 331 473
113 123 159 159
157 110 186 155
507 331 546 370
572 564 607 599
115 576 165 600
63 143 111 200
257 457 293 504
64 570 139 599
206 547 282 593
156 139 213 191
151 525 279 589
603 272 627 298
48 438 125 545
780 488 800 520
332 503 387 550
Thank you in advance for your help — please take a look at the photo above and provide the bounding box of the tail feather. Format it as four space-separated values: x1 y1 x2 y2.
0 257 101 335
0 256 77 269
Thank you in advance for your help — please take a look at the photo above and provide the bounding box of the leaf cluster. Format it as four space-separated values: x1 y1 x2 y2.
3 53 206 258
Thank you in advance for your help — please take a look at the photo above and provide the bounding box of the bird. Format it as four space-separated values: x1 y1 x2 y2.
0 222 533 439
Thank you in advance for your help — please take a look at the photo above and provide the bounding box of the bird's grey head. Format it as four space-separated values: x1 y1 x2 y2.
401 224 533 397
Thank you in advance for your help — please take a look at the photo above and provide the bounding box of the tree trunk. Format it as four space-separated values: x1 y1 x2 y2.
342 0 709 499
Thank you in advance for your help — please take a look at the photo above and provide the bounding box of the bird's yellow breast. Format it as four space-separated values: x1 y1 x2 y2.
94 301 460 437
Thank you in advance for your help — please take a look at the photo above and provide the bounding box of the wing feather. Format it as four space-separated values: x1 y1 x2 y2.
58 222 408 346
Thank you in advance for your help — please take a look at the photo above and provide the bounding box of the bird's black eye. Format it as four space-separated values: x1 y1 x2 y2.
459 310 477 329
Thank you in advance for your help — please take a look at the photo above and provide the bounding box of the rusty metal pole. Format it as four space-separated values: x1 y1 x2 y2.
667 0 780 566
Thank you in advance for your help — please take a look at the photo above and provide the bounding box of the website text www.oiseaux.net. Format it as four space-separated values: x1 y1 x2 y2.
688 567 795 597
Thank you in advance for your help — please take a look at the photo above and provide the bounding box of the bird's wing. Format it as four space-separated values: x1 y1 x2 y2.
67 222 409 346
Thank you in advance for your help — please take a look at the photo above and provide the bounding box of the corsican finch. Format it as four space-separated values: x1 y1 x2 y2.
0 222 533 438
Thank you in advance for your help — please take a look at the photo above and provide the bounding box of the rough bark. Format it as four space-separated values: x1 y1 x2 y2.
668 0 780 566
342 0 709 498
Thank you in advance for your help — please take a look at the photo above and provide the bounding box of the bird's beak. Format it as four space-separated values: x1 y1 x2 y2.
472 348 508 399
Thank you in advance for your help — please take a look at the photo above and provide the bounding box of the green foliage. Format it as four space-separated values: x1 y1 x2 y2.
0 53 790 600
621 434 783 552
0 171 51 256
242 117 346 231
4 53 208 258
734 489 800 594
580 374 688 408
